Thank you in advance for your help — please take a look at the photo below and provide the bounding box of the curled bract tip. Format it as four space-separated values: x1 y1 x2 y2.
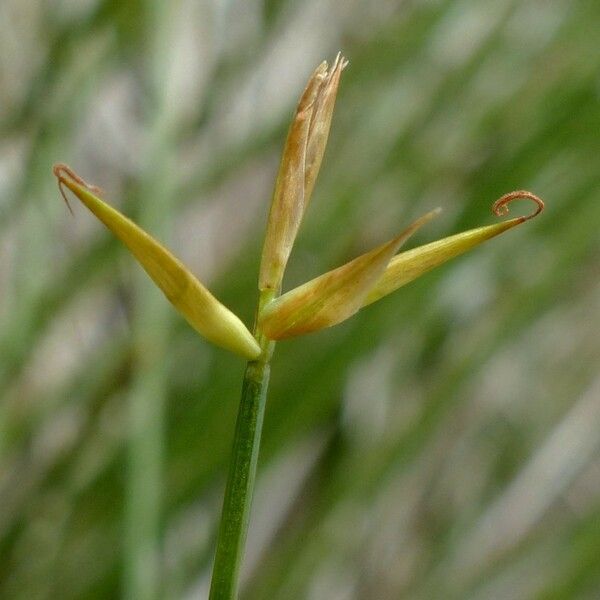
53 163 103 215
492 190 545 222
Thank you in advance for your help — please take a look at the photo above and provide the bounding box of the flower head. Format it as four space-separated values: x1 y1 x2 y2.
53 55 544 358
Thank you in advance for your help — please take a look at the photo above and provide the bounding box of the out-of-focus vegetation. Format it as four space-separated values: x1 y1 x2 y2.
1 0 599 598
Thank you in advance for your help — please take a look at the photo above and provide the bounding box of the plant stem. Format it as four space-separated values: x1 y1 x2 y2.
209 293 275 600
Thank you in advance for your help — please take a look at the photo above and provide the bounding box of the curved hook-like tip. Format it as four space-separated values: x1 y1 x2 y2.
492 190 545 222
53 163 104 215
53 163 74 215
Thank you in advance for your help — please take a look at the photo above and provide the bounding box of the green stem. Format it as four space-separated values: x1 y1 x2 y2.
209 293 275 600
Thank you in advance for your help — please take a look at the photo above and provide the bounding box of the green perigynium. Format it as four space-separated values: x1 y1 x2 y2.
54 53 544 599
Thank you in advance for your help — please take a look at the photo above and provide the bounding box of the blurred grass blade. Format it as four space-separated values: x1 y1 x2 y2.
259 55 347 292
259 209 440 339
364 192 545 306
53 164 260 359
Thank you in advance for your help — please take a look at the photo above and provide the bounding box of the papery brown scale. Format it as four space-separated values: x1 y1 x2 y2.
258 62 327 292
304 53 348 205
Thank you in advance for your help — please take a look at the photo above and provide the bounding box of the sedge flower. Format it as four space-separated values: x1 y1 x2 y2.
53 53 544 600
53 58 545 353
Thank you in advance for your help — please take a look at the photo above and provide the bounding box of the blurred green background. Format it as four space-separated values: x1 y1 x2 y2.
1 0 599 598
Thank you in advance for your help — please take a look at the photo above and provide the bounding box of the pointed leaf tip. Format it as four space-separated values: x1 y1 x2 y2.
258 208 439 340
53 164 261 360
364 191 545 306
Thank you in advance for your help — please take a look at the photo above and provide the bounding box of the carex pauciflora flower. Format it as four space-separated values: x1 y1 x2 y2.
54 52 544 355
54 53 545 600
